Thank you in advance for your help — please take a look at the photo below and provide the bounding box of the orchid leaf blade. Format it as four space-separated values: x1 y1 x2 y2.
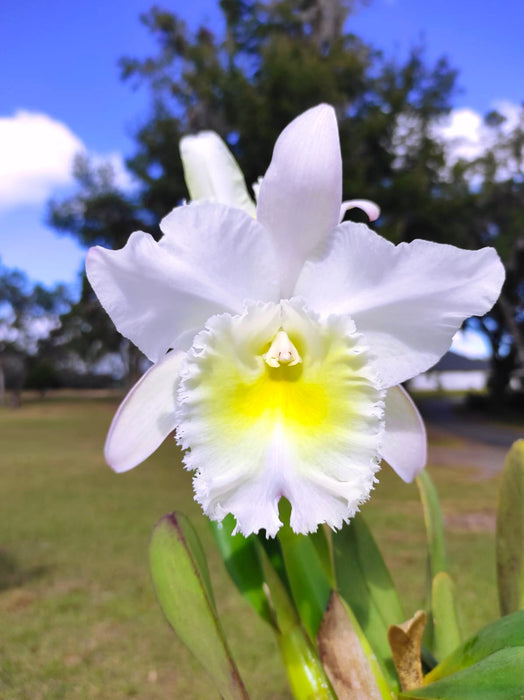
431 571 461 660
276 500 331 643
416 469 447 576
400 646 524 699
337 513 404 624
332 512 402 689
149 512 248 700
310 524 335 587
423 609 524 684
277 528 331 643
210 514 275 628
416 468 448 654
256 536 336 699
496 439 524 616
278 626 338 700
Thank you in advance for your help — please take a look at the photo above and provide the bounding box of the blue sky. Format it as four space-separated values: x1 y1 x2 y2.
0 0 522 304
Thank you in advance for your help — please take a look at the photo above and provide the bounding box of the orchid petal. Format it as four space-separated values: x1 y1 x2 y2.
252 176 263 202
176 299 384 536
105 350 185 473
87 202 279 362
381 385 427 482
179 131 256 216
257 104 342 297
295 222 505 387
340 199 380 222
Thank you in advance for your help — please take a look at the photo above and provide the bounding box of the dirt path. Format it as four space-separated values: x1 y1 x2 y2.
419 397 523 477
426 425 511 477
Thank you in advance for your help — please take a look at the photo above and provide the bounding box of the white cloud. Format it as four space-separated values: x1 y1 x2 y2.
0 110 133 212
434 108 485 161
433 100 522 169
392 100 523 182
0 111 83 210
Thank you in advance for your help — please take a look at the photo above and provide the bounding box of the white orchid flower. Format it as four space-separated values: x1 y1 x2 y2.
86 104 504 536
180 129 380 221
179 131 257 216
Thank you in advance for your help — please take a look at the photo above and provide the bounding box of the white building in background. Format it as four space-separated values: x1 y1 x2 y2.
411 352 490 392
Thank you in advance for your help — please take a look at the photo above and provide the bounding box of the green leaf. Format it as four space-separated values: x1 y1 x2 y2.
310 524 335 587
335 513 404 625
210 514 275 628
257 541 337 699
276 500 331 643
257 534 292 596
496 439 524 616
431 572 461 660
332 512 403 689
400 647 524 699
149 513 248 700
416 469 447 576
278 625 337 700
424 609 524 684
258 538 299 634
416 469 449 653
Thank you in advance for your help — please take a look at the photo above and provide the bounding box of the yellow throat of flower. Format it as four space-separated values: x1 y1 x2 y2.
233 329 327 429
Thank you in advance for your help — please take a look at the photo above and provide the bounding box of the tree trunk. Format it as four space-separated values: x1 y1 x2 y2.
498 292 524 367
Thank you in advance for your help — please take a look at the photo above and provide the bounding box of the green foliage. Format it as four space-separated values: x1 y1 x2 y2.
210 505 339 696
416 469 461 658
0 259 70 354
24 358 61 392
210 514 275 627
149 512 248 699
276 500 332 643
48 154 147 249
46 158 148 384
431 572 461 661
116 0 458 225
400 647 524 699
277 626 337 700
332 512 403 689
0 260 72 402
496 439 524 615
210 503 396 697
416 470 447 577
424 610 524 684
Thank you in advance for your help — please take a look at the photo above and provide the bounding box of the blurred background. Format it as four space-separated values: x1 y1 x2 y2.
1 1 523 697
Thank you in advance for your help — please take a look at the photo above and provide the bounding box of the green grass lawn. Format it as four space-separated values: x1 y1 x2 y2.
0 392 503 698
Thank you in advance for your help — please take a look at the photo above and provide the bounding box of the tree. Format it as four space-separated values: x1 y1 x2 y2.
0 260 70 405
451 107 524 403
52 4 457 253
117 0 457 225
48 155 147 385
62 0 524 395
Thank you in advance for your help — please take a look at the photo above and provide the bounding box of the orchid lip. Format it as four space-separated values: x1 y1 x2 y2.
175 299 386 536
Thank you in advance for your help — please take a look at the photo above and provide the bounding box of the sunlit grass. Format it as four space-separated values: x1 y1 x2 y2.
0 392 503 698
